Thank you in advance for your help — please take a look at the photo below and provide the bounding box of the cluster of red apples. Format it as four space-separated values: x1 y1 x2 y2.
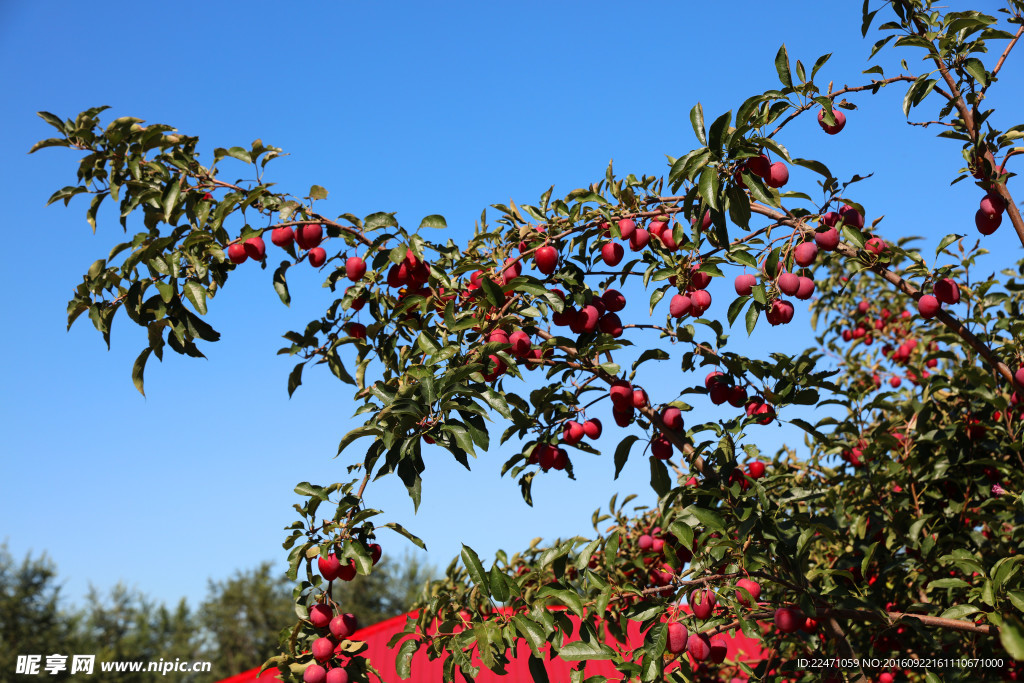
300 542 382 683
226 223 330 267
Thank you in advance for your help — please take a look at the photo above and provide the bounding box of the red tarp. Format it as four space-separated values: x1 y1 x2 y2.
219 609 766 682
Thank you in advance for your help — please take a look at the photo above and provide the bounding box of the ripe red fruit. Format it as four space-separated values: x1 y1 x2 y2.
766 299 794 325
638 534 654 551
933 278 960 304
244 236 266 261
690 290 712 315
657 226 680 251
488 329 510 345
669 294 692 318
734 273 756 296
747 153 771 178
601 241 624 266
271 226 295 247
689 267 712 291
980 193 1006 218
598 313 623 337
736 578 761 606
815 227 840 251
535 246 558 275
309 248 327 268
509 330 531 358
310 603 334 629
662 407 684 431
865 237 887 255
326 669 350 683
766 162 789 188
1015 367 1024 387
747 461 766 479
687 633 712 661
613 406 634 427
617 218 636 239
917 294 941 318
976 208 1001 235
610 381 633 409
651 435 672 460
318 554 341 581
889 376 901 388
728 385 747 407
817 107 847 134
345 257 366 282
778 272 800 296
330 613 358 639
577 305 600 333
801 617 819 633
501 258 522 284
602 289 626 312
583 418 602 439
336 559 357 582
794 242 818 267
296 224 324 250
632 388 648 409
774 607 803 633
346 323 367 340
666 622 688 654
709 634 728 664
368 543 382 565
822 211 841 227
795 276 815 300
689 589 717 620
695 211 713 230
304 664 327 683
562 421 585 445
227 243 248 264
878 674 894 683
312 637 335 662
839 205 864 229
629 228 650 251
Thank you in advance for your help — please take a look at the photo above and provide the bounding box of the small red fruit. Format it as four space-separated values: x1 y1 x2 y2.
689 289 712 315
840 204 865 229
778 272 800 295
709 634 728 663
629 228 650 251
296 224 324 250
244 236 266 261
976 208 1001 235
330 613 358 639
601 242 624 266
666 622 688 654
312 637 335 662
535 246 559 275
617 218 636 239
933 278 960 304
815 227 840 251
602 289 626 312
747 153 771 178
651 435 672 460
794 241 818 266
346 323 367 340
562 421 585 445
662 407 684 431
817 107 847 134
766 162 789 188
509 330 531 358
689 589 717 620
610 381 633 408
271 226 295 247
917 294 941 318
687 633 712 661
326 669 349 683
795 276 815 300
310 603 333 629
368 543 382 565
598 313 623 337
735 274 756 296
304 665 327 683
774 607 803 633
980 193 1005 218
747 461 766 479
670 294 692 318
632 388 648 409
345 257 367 282
318 554 341 581
309 248 327 268
736 578 761 606
583 418 602 439
865 237 887 255
227 243 248 264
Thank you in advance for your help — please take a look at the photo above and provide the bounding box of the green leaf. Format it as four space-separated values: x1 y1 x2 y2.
161 179 180 224
273 262 291 306
690 103 706 145
698 168 720 211
938 604 979 620
131 347 151 397
650 457 671 497
396 638 418 679
928 578 969 589
287 362 304 398
685 505 727 534
775 44 793 87
489 564 511 602
963 58 988 87
558 640 615 661
480 276 505 308
309 184 328 200
527 655 551 683
1000 613 1024 661
182 281 207 315
382 522 427 550
420 214 447 229
513 616 548 659
614 436 639 479
461 544 490 595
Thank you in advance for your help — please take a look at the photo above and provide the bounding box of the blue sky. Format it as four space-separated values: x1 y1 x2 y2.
1 1 1019 615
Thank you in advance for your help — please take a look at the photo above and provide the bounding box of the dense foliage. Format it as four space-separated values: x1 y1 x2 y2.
33 1 1024 681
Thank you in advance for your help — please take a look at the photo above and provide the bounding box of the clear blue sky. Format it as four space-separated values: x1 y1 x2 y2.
1 1 1019 614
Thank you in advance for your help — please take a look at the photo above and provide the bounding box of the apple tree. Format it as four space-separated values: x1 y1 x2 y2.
32 1 1024 681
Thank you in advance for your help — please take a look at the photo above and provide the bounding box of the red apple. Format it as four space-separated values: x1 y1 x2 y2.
822 211 841 227
629 228 650 251
774 607 803 633
778 272 800 295
651 435 672 460
227 243 248 264
345 257 366 282
638 534 654 551
330 613 358 639
917 294 941 318
689 588 717 620
865 237 887 255
336 559 356 582
747 461 766 479
368 543 382 565
509 330 531 358
346 323 367 340
817 107 847 134
933 278 960 304
318 554 341 581
794 241 818 266
326 669 349 683
728 385 747 407
632 388 648 409
980 193 1006 218
562 421 585 445
840 205 864 229
535 246 558 275
599 313 623 337
271 226 295 247
709 634 728 663
243 236 266 261
309 247 327 267
766 162 789 188
310 603 333 629
735 578 761 606
577 305 600 333
304 664 327 683
662 407 684 431
690 289 712 315
312 637 335 662
501 258 522 284
689 267 712 291
601 241 624 266
666 622 688 654
815 227 840 250
795 276 815 300
610 381 633 409
583 418 602 439
747 153 771 178
687 633 712 661
602 289 626 312
976 208 1001 235
296 224 324 250
617 218 636 240
735 274 756 296
669 294 692 318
